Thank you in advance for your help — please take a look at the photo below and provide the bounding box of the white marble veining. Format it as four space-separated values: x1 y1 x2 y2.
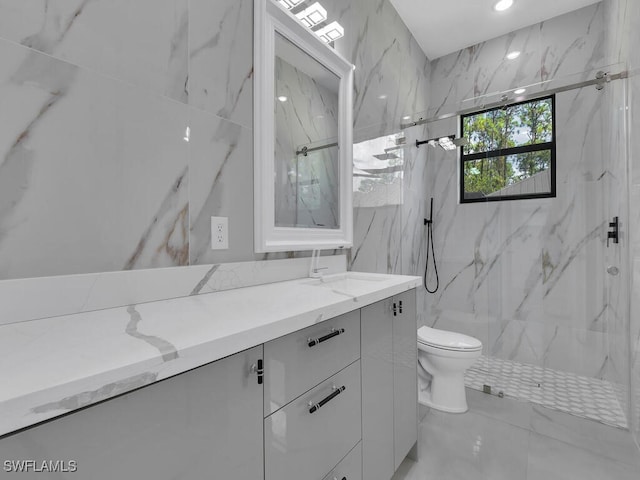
188 0 253 130
0 0 260 281
0 0 430 281
0 40 190 280
0 256 347 326
422 6 620 381
430 3 606 117
540 3 605 81
321 0 430 134
0 272 419 436
187 108 257 265
0 0 189 102
321 0 431 292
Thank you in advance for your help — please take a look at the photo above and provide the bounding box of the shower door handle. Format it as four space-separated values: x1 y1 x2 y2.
607 216 619 246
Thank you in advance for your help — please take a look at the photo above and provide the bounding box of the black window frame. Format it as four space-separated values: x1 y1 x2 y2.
459 94 556 204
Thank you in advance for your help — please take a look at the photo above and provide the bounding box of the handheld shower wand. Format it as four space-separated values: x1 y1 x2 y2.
423 198 439 293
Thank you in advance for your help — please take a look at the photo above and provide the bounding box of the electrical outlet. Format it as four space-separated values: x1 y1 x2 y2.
211 216 229 250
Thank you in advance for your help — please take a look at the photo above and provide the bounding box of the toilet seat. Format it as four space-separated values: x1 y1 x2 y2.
417 326 482 352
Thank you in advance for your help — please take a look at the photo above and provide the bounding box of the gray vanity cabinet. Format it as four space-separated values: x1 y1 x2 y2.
361 289 418 480
263 310 362 480
0 346 264 480
0 288 419 480
392 289 418 469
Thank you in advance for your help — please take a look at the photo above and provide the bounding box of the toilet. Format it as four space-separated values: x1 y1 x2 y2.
417 326 482 413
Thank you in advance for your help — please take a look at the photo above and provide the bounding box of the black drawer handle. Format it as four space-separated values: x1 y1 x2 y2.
308 328 345 347
399 300 403 314
309 385 346 414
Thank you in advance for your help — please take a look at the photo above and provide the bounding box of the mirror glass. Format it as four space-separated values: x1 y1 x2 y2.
254 0 353 253
274 32 340 230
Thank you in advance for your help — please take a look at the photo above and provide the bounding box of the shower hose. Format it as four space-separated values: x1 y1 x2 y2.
424 199 439 294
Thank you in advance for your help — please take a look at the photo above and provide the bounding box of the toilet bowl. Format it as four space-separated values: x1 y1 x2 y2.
417 326 482 413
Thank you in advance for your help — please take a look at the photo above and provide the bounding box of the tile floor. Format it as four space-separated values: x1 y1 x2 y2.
464 355 628 428
392 389 640 480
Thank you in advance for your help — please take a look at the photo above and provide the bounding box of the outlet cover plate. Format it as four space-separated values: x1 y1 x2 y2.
211 216 229 250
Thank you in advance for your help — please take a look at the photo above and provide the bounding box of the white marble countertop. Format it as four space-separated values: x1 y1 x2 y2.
0 272 420 437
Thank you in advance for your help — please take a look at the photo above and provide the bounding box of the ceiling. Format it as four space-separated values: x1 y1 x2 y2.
389 0 602 60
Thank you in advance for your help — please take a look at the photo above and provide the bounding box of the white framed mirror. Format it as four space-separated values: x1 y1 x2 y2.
254 0 354 253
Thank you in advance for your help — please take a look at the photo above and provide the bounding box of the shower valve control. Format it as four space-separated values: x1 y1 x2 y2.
607 216 619 247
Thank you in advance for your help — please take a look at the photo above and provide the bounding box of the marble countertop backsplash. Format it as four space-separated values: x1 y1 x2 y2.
0 268 419 437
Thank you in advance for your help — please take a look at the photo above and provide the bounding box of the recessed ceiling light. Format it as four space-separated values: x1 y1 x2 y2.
514 88 526 94
506 50 521 60
402 115 411 120
277 96 288 102
494 0 513 12
378 94 387 100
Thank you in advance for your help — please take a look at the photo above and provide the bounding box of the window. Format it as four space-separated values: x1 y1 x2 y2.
460 95 556 203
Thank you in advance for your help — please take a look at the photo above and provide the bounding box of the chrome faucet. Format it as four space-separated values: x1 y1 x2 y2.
309 249 329 278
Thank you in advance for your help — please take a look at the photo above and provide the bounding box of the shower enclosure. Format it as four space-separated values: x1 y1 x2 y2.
418 65 632 429
351 61 631 431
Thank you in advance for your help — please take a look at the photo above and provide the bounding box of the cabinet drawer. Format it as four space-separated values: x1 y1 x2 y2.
264 309 360 415
322 442 362 480
265 360 361 480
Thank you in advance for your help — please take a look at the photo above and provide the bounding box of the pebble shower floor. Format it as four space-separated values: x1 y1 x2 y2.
464 355 628 429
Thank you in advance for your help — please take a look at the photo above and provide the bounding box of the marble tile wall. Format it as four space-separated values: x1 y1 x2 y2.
430 3 606 117
0 0 261 281
422 3 626 381
2 1 635 432
0 0 429 324
0 0 429 284
311 0 430 282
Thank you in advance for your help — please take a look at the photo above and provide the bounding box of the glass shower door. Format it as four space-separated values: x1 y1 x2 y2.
482 67 630 427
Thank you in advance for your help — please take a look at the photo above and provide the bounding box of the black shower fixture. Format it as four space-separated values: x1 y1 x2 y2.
416 135 468 151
